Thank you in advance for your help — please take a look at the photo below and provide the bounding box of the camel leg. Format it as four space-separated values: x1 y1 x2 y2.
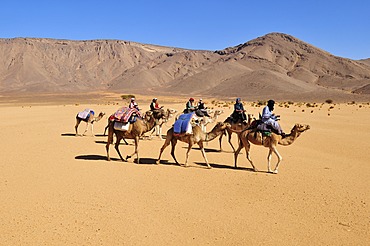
184 143 193 168
106 123 114 161
126 136 139 164
114 135 126 162
234 139 244 168
170 139 180 166
272 147 282 174
198 142 211 169
244 142 257 171
103 124 109 136
227 131 235 152
122 138 129 145
82 122 89 136
158 126 164 140
75 119 81 136
219 134 224 152
267 148 274 173
91 123 95 137
106 142 111 161
157 133 172 164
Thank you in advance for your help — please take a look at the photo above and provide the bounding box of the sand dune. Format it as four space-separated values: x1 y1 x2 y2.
0 96 369 245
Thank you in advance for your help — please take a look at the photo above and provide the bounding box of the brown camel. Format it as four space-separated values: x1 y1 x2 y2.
232 123 310 174
75 111 105 136
105 111 158 163
156 122 229 168
218 114 253 152
148 108 178 139
199 109 224 132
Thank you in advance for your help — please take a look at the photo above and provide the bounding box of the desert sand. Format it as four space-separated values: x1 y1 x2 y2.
0 96 369 245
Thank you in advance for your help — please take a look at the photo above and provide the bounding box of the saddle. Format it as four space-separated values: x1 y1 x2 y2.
173 113 198 136
111 107 142 123
249 119 275 137
77 109 94 121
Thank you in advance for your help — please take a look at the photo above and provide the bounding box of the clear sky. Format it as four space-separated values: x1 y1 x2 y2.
1 0 369 60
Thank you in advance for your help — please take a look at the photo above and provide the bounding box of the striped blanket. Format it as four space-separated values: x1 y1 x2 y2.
111 107 142 123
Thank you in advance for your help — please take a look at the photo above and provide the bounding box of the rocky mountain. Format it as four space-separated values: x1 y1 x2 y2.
1 33 370 101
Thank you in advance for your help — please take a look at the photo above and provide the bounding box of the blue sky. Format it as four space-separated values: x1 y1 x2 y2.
1 0 369 59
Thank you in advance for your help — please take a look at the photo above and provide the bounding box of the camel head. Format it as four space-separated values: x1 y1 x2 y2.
144 110 154 121
291 123 310 134
167 108 177 115
93 112 106 122
214 109 224 117
210 122 230 133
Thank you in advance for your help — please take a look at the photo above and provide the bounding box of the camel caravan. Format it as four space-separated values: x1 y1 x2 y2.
73 97 310 174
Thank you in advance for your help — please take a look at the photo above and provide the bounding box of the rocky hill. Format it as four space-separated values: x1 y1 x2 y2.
1 33 370 101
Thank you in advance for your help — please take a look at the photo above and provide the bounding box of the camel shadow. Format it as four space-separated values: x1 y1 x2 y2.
75 154 112 161
182 147 220 153
94 140 132 146
157 159 184 167
194 162 255 172
61 133 76 137
132 158 159 165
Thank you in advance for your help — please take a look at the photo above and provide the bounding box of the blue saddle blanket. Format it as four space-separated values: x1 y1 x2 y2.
173 113 194 134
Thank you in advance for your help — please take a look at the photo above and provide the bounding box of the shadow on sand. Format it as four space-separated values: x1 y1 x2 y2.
61 133 76 137
75 154 109 161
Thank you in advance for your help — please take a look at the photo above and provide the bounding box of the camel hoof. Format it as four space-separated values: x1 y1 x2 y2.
107 158 111 161
207 166 212 169
268 170 273 173
253 168 258 172
273 170 278 174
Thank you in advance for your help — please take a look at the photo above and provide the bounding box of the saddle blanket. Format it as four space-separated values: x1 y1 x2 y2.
78 109 94 120
114 122 130 131
173 113 194 135
112 107 142 123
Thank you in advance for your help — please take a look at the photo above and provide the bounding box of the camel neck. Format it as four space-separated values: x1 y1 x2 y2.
279 128 300 146
205 131 222 142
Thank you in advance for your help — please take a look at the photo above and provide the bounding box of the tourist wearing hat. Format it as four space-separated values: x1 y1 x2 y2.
184 98 197 114
129 97 139 110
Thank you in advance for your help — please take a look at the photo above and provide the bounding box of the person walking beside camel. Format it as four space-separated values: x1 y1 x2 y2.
261 100 285 137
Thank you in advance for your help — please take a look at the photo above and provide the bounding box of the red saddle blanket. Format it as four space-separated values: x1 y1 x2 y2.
110 107 142 123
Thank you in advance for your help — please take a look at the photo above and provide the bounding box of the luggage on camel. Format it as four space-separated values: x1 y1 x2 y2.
77 109 94 121
110 107 142 123
173 113 197 136
109 107 142 132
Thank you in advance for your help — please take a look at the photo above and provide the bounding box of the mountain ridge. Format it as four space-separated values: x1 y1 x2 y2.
1 33 370 101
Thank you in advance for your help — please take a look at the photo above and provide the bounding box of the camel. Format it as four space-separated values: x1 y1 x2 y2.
105 111 158 163
75 111 105 136
218 114 253 152
148 108 178 139
156 122 230 169
199 109 224 132
232 123 310 174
